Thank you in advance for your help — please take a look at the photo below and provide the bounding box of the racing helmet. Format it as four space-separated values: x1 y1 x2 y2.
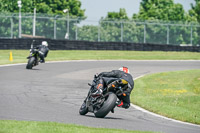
42 41 48 47
119 66 129 73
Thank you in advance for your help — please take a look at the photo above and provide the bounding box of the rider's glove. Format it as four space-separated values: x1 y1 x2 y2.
91 88 103 96
116 79 122 84
94 73 98 78
107 80 118 89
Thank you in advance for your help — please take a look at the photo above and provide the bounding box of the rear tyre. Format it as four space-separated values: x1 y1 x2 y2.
94 92 117 118
26 57 35 69
79 102 88 115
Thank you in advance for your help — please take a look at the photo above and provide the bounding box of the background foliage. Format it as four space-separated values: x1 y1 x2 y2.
0 0 85 16
0 0 199 45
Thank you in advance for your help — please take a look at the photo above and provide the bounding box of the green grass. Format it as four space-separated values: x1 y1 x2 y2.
0 120 155 133
0 50 200 65
131 69 200 124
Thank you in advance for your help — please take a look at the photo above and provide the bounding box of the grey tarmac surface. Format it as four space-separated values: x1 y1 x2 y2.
0 60 200 133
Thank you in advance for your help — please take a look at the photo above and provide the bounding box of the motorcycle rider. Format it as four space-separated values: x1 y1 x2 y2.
90 67 134 109
35 41 49 63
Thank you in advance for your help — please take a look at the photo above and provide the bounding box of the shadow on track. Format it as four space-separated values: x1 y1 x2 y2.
26 68 41 70
82 114 123 120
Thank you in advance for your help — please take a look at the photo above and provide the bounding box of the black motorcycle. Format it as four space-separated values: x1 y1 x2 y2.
79 76 128 118
26 40 40 69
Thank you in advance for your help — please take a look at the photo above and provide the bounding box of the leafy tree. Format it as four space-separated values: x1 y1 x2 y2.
188 0 200 45
130 0 198 45
106 8 129 20
189 0 200 22
77 25 98 41
0 0 85 39
98 8 129 42
0 0 85 17
132 0 186 21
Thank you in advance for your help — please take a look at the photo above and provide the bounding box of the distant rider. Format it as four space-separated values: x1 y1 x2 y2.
90 67 134 109
35 41 49 63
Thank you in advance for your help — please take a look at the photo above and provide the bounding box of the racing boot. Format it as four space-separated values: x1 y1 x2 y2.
116 100 130 109
40 59 45 63
111 108 114 113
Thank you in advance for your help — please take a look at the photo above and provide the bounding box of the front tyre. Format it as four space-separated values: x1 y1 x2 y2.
94 92 117 118
26 57 35 69
79 102 88 115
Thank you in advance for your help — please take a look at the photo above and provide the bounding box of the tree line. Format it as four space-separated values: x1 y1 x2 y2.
0 0 200 45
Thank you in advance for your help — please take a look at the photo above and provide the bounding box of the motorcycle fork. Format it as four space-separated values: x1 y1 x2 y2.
35 55 39 65
87 96 105 112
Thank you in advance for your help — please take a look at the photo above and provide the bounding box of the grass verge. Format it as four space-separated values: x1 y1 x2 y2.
0 120 156 133
0 50 200 65
131 69 200 124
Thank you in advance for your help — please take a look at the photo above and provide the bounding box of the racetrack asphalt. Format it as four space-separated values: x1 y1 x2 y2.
0 60 200 133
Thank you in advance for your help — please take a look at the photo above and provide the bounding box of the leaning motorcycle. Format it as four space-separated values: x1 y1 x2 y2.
26 41 40 69
79 76 128 118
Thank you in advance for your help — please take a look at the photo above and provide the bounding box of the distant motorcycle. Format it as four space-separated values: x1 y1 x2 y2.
79 76 128 118
26 40 40 69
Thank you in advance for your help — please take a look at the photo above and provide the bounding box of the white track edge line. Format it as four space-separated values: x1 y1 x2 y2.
0 60 200 67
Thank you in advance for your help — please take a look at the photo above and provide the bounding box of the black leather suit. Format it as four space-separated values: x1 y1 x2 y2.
96 70 134 109
36 45 49 62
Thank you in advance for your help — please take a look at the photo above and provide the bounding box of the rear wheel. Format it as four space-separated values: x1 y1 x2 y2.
26 57 35 69
94 92 117 118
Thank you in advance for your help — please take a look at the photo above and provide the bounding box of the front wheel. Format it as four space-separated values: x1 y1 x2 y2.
79 102 88 115
26 57 35 69
94 92 117 118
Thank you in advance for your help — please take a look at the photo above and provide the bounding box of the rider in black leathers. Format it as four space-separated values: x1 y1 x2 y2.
35 41 49 63
90 67 134 109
